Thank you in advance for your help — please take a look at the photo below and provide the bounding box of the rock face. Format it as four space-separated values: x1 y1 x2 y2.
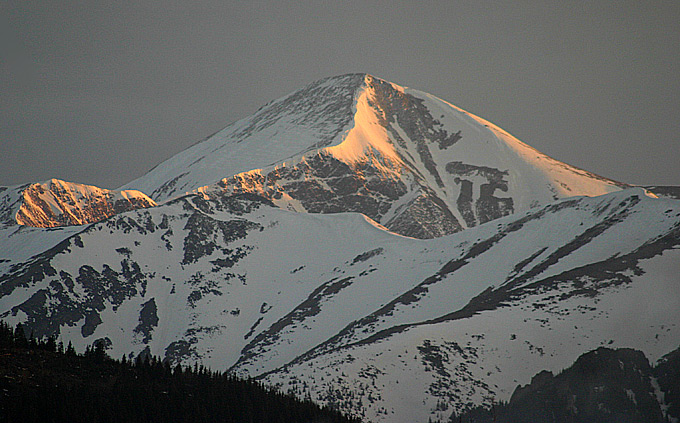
646 185 680 199
1 179 156 228
453 346 680 423
124 74 626 238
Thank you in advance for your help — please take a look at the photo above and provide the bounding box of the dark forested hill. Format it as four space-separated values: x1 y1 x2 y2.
0 323 359 423
450 346 680 423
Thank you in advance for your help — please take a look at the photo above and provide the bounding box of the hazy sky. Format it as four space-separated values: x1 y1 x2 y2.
1 1 678 189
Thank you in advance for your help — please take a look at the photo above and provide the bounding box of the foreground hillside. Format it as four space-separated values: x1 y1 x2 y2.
0 322 359 423
452 346 680 423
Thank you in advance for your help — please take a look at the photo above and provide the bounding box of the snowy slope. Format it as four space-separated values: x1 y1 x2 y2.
121 74 366 201
0 180 151 275
0 192 432 365
0 188 677 422
123 74 626 238
259 189 680 422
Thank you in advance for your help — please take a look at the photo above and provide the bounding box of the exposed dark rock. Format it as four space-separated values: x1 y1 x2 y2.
93 336 112 351
451 347 677 423
455 178 476 227
230 74 364 151
77 264 142 311
274 195 678 380
219 152 423 234
0 185 28 226
476 181 514 224
0 232 151 339
386 191 463 239
367 76 462 187
151 171 189 200
215 192 275 215
645 185 680 199
164 339 198 365
181 211 260 265
418 340 451 378
351 248 384 264
655 346 680 420
81 312 102 338
448 162 515 225
136 345 152 362
233 276 355 372
245 317 264 340
134 298 159 343
208 77 479 239
187 290 202 308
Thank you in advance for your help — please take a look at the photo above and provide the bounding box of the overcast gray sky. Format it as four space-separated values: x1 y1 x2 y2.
1 1 678 189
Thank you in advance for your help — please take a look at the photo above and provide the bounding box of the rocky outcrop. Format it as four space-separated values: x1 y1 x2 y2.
646 185 680 200
12 179 155 228
452 346 680 423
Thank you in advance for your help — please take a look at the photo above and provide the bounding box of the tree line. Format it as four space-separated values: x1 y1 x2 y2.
0 322 361 423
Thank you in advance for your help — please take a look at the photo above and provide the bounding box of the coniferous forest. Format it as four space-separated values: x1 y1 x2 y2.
0 322 361 423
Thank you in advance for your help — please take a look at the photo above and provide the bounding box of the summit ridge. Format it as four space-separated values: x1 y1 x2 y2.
124 74 626 238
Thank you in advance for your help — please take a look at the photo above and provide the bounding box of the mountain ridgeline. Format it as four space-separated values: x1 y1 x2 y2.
0 74 678 422
0 179 155 229
122 73 626 239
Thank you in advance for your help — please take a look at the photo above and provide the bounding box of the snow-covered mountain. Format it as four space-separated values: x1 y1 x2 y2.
0 179 155 275
0 187 677 422
123 74 626 238
0 179 155 228
1 75 678 422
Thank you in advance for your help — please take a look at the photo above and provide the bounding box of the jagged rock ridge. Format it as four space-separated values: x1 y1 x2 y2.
1 179 155 228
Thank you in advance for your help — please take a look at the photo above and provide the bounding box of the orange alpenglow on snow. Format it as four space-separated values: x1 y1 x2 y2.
15 179 156 228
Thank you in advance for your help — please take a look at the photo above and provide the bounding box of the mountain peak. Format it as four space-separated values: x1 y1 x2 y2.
0 179 155 228
121 75 626 238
